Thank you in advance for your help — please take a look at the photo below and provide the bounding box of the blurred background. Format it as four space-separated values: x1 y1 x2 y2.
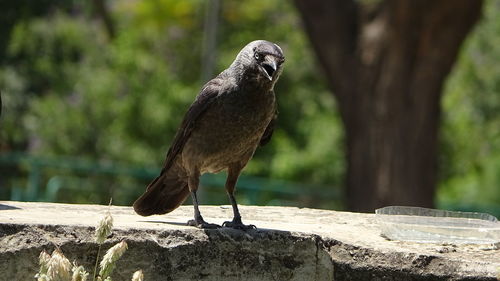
0 0 499 216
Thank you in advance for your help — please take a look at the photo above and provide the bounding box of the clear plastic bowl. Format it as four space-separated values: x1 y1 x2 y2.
375 206 500 244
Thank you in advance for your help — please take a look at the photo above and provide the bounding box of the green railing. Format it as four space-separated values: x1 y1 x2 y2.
0 152 341 208
2 152 498 216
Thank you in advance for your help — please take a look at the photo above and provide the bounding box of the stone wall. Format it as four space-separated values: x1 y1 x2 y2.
0 201 498 281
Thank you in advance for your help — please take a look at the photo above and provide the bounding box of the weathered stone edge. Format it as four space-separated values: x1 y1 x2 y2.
0 222 496 281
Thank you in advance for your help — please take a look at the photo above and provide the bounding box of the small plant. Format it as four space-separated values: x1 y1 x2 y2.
35 204 143 281
131 270 143 281
97 241 128 280
93 208 114 281
35 249 72 281
71 265 89 281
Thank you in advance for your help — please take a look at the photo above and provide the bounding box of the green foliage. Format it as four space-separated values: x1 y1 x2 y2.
439 0 500 209
0 0 344 206
5 0 499 212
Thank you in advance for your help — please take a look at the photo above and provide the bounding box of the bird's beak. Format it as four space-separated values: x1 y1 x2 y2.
260 56 277 81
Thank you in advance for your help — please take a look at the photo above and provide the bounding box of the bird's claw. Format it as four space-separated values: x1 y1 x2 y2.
222 220 256 230
187 219 221 229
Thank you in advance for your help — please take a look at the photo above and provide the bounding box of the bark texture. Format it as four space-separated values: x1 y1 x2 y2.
294 0 483 211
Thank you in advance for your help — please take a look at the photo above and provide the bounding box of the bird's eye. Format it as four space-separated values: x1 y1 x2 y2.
254 53 260 60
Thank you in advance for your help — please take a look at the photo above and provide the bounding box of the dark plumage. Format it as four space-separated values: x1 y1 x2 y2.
133 40 285 229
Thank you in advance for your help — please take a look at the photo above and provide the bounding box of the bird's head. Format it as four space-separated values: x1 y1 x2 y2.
232 40 285 86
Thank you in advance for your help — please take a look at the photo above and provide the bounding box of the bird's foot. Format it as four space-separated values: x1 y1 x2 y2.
222 217 256 230
187 217 220 229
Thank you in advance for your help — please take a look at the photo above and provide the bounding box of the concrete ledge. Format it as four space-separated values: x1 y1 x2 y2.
0 201 498 281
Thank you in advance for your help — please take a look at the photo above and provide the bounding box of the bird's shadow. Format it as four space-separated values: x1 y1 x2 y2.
137 219 290 236
139 220 187 227
0 204 21 211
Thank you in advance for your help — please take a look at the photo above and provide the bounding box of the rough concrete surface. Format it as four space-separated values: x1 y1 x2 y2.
0 201 498 281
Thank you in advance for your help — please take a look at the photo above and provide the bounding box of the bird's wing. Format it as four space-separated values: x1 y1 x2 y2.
259 105 278 146
161 79 221 173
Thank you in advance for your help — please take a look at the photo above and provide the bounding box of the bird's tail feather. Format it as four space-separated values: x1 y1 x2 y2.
133 164 190 216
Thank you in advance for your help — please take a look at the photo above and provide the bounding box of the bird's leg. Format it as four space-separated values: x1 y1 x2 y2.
186 173 220 229
223 191 256 230
222 166 256 230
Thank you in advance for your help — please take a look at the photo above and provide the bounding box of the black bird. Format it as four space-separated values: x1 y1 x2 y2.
133 40 285 229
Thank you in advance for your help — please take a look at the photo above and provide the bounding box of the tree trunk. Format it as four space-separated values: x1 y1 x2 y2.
92 0 115 40
294 0 483 212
